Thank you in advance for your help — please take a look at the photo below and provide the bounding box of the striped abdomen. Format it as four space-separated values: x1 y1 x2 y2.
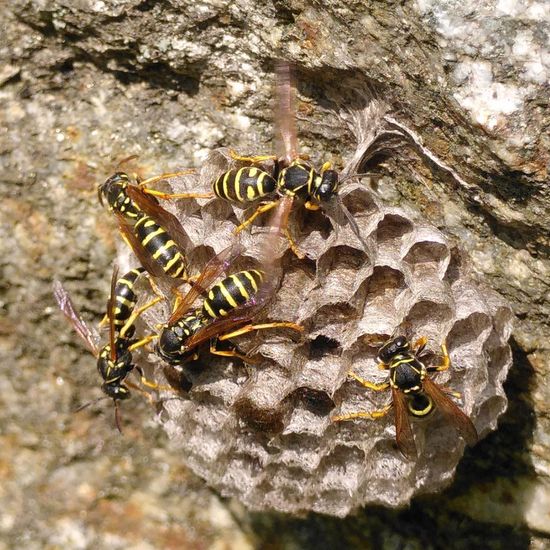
112 267 146 331
133 214 188 279
213 167 276 204
202 270 265 319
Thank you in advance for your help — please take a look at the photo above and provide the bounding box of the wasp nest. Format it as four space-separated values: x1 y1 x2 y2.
133 105 513 516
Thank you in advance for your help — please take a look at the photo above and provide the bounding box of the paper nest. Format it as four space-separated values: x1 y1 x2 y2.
129 106 514 516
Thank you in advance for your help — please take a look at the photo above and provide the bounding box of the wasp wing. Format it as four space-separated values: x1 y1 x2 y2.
423 377 478 447
126 184 191 257
275 60 298 164
392 386 417 460
116 216 170 281
53 280 101 358
107 266 119 361
168 241 244 324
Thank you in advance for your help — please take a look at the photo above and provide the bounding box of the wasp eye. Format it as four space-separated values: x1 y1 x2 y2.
395 336 407 348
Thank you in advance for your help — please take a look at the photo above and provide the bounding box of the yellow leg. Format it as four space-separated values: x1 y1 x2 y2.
333 404 392 423
137 375 174 393
348 371 390 391
234 201 279 234
218 321 304 341
119 297 163 339
284 228 305 259
377 362 390 371
304 201 320 211
320 161 333 172
126 380 155 405
431 342 450 372
228 149 277 163
209 340 259 364
127 334 157 352
137 170 195 187
413 336 428 355
142 189 214 200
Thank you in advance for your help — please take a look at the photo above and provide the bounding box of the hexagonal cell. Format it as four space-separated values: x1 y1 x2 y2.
375 213 414 245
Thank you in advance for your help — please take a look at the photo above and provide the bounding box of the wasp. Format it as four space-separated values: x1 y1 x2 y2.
333 335 478 459
211 61 367 258
54 267 163 431
98 170 211 285
156 209 304 367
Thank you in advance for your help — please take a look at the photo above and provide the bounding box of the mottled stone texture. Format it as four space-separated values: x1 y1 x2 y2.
1 0 548 547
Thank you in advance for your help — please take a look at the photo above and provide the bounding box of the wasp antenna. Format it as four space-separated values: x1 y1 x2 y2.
114 400 123 433
339 171 378 186
74 396 109 413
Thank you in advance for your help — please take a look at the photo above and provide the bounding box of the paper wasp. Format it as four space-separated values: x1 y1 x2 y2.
156 206 304 367
211 60 367 258
333 335 478 459
98 170 211 285
53 267 163 431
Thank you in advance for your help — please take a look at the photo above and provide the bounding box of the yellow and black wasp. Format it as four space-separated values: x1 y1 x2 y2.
98 170 211 285
54 267 163 431
156 207 304 367
333 335 478 459
210 61 367 258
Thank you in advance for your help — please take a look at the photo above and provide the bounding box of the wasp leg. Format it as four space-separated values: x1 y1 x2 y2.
136 170 194 187
234 201 279 234
143 189 214 200
377 362 390 371
348 371 390 391
217 321 304 342
333 404 392 422
304 201 320 211
134 366 176 393
320 161 333 173
228 149 278 164
428 341 450 372
119 297 163 339
209 339 260 364
125 380 155 405
284 227 305 259
127 334 157 352
413 336 428 356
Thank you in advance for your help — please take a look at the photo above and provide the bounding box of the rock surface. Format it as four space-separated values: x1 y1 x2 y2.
1 0 548 547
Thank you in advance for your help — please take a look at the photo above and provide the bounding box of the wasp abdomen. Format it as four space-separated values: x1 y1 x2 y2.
202 270 265 319
112 267 146 330
214 167 276 204
133 215 188 279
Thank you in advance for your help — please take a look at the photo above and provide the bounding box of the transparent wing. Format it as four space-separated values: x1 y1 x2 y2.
275 59 297 164
423 378 478 447
179 316 253 353
168 241 244 324
126 184 191 256
107 266 118 361
392 386 417 459
117 216 169 281
53 280 100 358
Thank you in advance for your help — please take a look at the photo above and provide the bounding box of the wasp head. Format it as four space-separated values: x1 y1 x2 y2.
378 335 410 364
313 170 339 202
